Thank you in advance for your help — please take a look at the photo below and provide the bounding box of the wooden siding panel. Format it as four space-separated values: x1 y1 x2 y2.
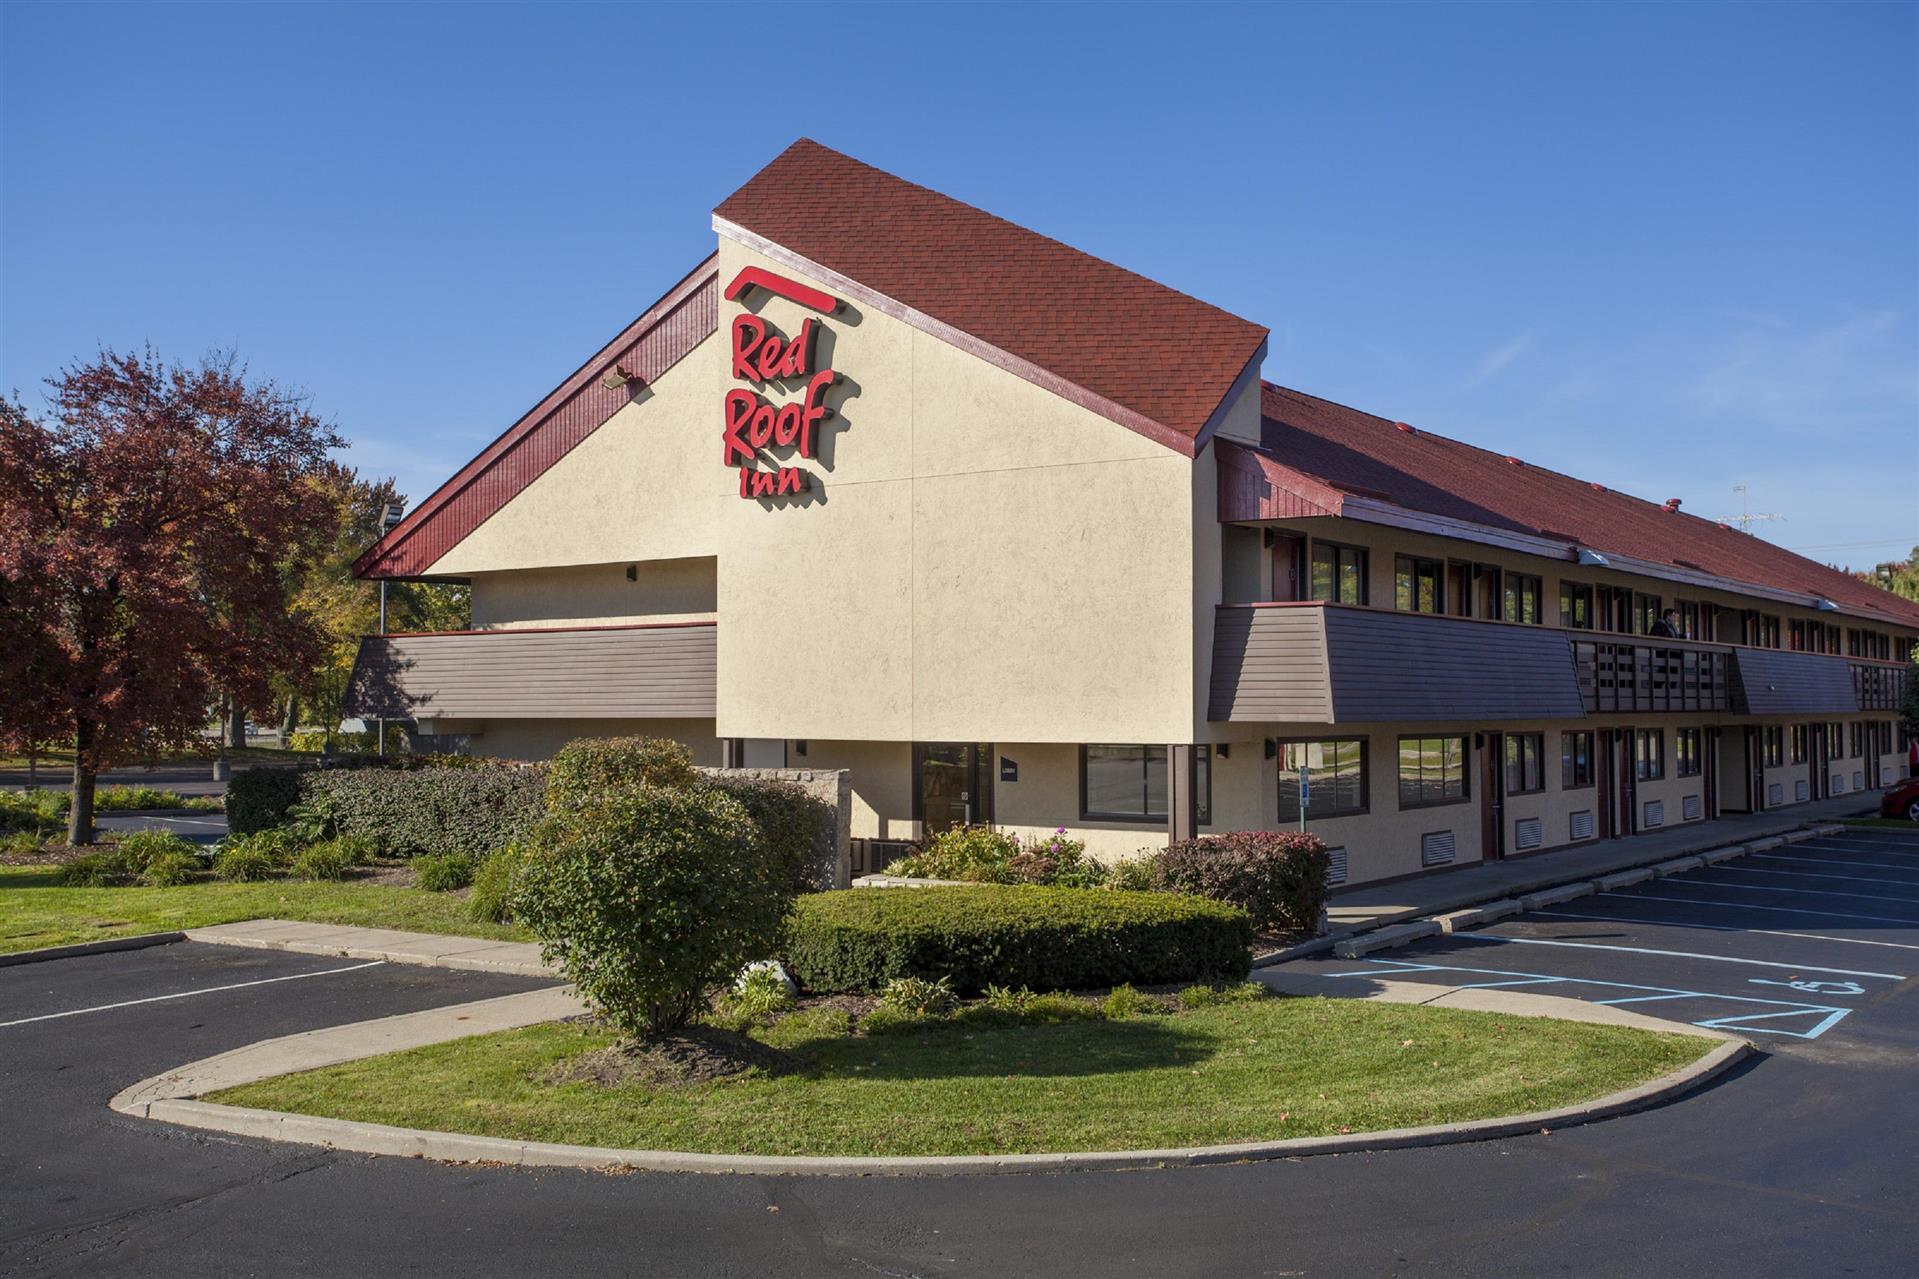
344 625 717 720
1322 609 1585 723
1208 607 1333 722
1730 647 1862 716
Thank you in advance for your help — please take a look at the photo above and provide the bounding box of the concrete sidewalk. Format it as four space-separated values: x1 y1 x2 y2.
1323 795 1874 938
186 919 555 978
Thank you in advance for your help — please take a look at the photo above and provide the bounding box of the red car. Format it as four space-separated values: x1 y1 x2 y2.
1882 775 1919 822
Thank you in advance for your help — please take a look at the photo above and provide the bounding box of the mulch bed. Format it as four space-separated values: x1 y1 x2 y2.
541 1027 802 1089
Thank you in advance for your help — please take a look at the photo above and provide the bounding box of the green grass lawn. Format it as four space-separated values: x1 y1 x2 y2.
208 998 1707 1158
0 865 529 954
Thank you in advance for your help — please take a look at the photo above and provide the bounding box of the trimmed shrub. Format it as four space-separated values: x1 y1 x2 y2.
225 768 305 835
468 843 532 923
514 783 793 1035
1154 832 1331 933
291 841 353 881
707 775 837 891
545 737 697 814
784 886 1253 995
57 849 137 887
213 843 276 882
140 849 201 887
414 853 474 892
302 762 546 859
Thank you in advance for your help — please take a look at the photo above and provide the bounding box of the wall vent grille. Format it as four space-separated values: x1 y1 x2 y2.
1854 770 1864 792
1570 810 1595 841
1768 782 1784 806
1796 780 1809 802
1832 774 1846 794
1683 794 1703 822
1643 799 1664 827
1514 817 1543 851
1421 831 1457 867
1325 847 1348 886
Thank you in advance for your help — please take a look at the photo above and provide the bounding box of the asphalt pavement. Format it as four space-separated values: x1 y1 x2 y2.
4 832 1918 1276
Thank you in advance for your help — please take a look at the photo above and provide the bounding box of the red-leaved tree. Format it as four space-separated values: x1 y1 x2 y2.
0 348 343 844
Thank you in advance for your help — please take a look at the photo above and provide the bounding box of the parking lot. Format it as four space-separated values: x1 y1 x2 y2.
1285 825 1919 1055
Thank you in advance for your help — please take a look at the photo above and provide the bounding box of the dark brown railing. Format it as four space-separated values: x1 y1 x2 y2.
1855 662 1911 712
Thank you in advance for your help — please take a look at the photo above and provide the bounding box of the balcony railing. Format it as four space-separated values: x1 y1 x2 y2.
1855 662 1911 712
1572 637 1730 714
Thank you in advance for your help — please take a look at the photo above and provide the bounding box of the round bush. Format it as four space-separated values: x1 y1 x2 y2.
514 783 791 1035
414 853 474 892
1154 832 1331 933
784 886 1253 995
544 736 697 814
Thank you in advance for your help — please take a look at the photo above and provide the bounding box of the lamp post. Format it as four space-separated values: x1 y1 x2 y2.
377 501 406 756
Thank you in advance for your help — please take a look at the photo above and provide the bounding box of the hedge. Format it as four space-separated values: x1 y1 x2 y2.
224 768 305 835
784 886 1252 995
546 737 697 813
707 775 837 891
302 763 548 858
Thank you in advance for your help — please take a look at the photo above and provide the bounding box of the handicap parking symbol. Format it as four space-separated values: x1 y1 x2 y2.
1748 978 1864 996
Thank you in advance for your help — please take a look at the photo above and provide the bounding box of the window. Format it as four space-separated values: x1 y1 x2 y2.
1791 724 1808 764
1762 726 1785 768
1761 615 1782 649
1635 594 1662 636
1790 619 1807 652
1827 722 1845 755
1561 731 1595 788
1277 739 1368 821
1633 728 1664 781
1504 733 1545 794
1676 600 1700 640
1502 574 1543 625
1850 722 1866 758
1398 736 1469 807
1676 728 1702 777
1394 555 1443 613
1601 585 1633 633
1310 541 1368 605
1081 745 1209 823
1559 581 1594 629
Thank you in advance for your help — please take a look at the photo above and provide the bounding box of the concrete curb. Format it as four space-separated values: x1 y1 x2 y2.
183 920 554 979
110 1008 1749 1177
0 931 186 968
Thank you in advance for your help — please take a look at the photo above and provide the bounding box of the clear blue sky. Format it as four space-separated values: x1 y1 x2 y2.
4 1 1914 567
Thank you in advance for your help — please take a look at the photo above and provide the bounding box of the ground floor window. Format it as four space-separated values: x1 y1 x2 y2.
1398 736 1468 807
1504 733 1545 794
1850 722 1867 758
1762 726 1785 768
1080 744 1209 824
1676 727 1702 777
1791 724 1808 764
1277 738 1368 821
1634 728 1664 780
1561 730 1595 788
1826 722 1845 755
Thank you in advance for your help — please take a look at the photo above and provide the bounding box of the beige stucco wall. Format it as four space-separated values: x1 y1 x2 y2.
468 558 716 629
790 739 914 841
463 717 721 765
713 238 1202 745
426 332 725 575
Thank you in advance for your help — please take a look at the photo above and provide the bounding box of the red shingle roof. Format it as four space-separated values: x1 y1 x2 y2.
1246 383 1919 627
714 139 1268 451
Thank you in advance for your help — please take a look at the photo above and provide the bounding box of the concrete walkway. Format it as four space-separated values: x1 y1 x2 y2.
186 920 554 978
1324 794 1874 936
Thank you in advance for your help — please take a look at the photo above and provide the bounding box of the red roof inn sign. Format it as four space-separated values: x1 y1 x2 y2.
722 266 842 499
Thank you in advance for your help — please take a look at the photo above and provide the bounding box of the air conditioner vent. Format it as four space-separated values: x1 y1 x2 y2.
1768 782 1784 806
1683 794 1703 822
1570 810 1595 841
1795 780 1809 802
1832 774 1846 794
1644 799 1664 828
1325 846 1348 886
1421 830 1457 867
1853 770 1864 792
1514 817 1543 851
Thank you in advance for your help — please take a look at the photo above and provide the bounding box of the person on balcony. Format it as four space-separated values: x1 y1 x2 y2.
1649 608 1682 639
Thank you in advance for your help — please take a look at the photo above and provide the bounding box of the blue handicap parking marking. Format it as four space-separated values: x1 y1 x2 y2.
1323 957 1858 1041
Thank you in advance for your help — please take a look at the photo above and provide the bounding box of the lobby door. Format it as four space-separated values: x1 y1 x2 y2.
914 743 994 835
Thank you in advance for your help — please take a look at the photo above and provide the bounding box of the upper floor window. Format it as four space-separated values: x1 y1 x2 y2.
1600 585 1633 633
1311 541 1368 606
1790 619 1808 652
1561 730 1595 789
1560 581 1594 630
1635 594 1663 636
1394 555 1443 614
1277 739 1368 821
1502 574 1543 625
1676 600 1701 640
1504 733 1545 794
1675 728 1702 778
1398 736 1469 807
1634 728 1664 781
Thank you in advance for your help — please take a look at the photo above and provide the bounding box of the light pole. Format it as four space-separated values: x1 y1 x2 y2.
377 501 406 755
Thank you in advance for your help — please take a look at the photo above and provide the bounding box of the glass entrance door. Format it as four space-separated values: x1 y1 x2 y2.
914 743 994 835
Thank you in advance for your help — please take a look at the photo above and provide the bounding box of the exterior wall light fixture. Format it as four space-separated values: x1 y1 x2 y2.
601 365 642 390
1815 598 1839 612
1577 548 1611 567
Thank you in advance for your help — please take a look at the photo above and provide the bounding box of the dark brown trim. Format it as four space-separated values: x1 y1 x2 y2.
369 620 716 639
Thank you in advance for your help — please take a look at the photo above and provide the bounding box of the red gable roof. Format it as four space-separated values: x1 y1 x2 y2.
1228 383 1919 628
713 139 1268 454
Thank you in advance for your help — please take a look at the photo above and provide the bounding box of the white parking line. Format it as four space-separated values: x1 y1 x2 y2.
1539 908 1919 952
1601 889 1919 926
1467 934 1903 979
1682 876 1919 906
1748 852 1919 875
1799 840 1919 859
0 961 386 1028
1716 863 1919 888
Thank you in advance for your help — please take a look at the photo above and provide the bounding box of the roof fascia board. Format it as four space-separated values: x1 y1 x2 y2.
354 255 719 579
1330 496 1905 624
714 214 1202 458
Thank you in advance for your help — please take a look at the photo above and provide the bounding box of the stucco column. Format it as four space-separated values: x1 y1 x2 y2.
1167 744 1197 845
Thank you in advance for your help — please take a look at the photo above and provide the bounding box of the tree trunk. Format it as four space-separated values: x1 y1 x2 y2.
68 721 97 847
281 694 299 743
227 697 246 749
